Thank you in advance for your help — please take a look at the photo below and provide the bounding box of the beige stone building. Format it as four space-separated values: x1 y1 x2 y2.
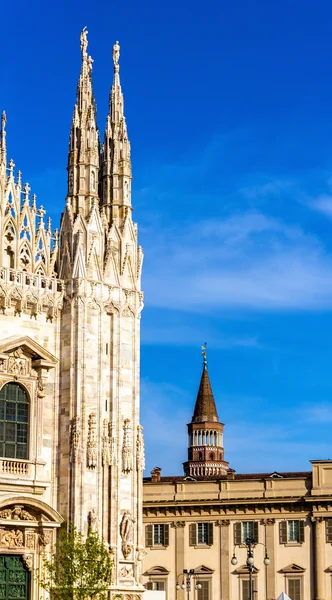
143 360 332 600
0 29 144 600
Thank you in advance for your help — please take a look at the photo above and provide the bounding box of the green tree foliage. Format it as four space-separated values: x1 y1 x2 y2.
40 525 113 600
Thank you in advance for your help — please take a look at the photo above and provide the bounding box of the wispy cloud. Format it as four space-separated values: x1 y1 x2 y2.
142 210 332 312
310 194 332 219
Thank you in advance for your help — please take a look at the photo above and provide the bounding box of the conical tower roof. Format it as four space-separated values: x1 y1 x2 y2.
192 364 219 424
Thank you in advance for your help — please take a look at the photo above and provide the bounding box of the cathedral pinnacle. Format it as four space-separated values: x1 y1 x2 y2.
0 111 6 166
100 39 132 223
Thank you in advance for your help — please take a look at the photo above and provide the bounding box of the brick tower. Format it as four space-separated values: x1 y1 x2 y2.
183 347 228 477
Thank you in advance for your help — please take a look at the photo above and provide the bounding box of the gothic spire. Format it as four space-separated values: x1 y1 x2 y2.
67 28 99 217
0 111 7 168
100 40 132 224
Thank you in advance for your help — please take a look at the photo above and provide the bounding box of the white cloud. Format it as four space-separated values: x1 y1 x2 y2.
141 211 332 312
311 194 332 219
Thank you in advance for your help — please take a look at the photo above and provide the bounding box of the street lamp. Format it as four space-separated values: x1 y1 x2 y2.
231 537 270 600
176 569 202 600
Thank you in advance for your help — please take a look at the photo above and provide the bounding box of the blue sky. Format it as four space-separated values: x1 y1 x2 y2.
3 0 332 475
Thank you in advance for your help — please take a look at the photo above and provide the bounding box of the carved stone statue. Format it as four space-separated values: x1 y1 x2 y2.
136 425 145 471
87 413 97 468
113 41 120 70
88 508 98 533
122 419 133 474
80 27 88 57
70 416 80 463
102 419 110 467
120 511 135 559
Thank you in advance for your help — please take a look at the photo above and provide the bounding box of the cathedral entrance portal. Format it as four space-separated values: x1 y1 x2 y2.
0 556 29 600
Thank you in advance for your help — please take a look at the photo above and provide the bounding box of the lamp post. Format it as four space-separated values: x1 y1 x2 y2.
231 537 270 600
176 569 202 600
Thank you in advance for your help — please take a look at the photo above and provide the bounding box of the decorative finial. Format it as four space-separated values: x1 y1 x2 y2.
8 158 15 176
80 27 88 59
38 205 46 223
23 182 30 203
17 170 22 188
113 40 120 72
1 112 6 164
201 343 207 368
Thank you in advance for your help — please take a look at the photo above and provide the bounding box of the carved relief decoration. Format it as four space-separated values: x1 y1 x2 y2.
119 565 134 578
0 529 24 548
7 349 28 378
70 416 81 463
0 505 37 521
122 419 133 474
25 532 36 550
136 425 145 472
87 412 97 468
39 529 53 548
22 554 33 571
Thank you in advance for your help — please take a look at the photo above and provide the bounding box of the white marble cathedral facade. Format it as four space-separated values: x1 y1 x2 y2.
0 28 144 600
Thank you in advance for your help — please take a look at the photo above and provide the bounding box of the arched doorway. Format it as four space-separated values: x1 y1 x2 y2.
0 555 29 600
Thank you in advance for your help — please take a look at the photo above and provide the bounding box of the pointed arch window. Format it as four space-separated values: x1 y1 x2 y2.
0 383 29 459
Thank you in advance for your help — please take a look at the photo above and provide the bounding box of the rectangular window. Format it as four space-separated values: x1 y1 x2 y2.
153 524 165 546
242 579 257 600
145 524 169 547
198 523 209 544
326 519 332 543
279 520 304 544
242 522 254 542
288 578 301 600
288 520 300 542
190 523 214 546
197 580 210 600
242 580 250 600
234 522 259 545
146 581 165 591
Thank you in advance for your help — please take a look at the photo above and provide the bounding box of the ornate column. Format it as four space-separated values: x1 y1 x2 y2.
174 521 186 600
263 519 276 600
217 520 230 600
312 516 326 600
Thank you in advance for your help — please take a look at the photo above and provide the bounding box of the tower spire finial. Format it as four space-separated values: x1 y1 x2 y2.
80 27 88 60
113 41 120 73
1 111 7 166
202 342 207 369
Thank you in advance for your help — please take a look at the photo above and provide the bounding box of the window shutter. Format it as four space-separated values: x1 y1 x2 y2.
234 522 242 545
279 521 287 544
164 524 169 546
145 524 153 547
189 523 197 546
326 519 332 543
299 520 305 543
146 582 153 590
208 522 214 545
242 580 250 600
253 521 259 543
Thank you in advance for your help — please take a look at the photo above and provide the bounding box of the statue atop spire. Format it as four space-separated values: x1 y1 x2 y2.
80 27 88 59
113 41 120 72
